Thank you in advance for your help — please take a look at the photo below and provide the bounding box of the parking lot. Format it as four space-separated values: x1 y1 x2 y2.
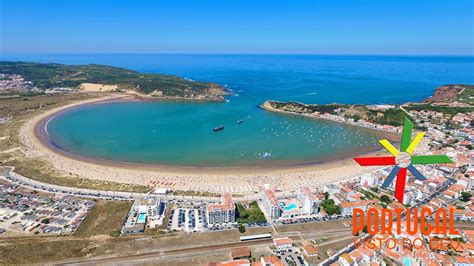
168 207 205 232
275 247 308 266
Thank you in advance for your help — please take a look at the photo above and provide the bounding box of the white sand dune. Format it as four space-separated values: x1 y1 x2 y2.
78 83 118 92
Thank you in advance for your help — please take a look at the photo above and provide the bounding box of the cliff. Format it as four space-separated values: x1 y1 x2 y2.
424 84 474 104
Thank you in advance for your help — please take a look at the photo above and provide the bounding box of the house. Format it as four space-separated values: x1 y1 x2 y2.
257 255 283 266
303 244 318 257
347 192 365 202
273 237 293 250
338 253 354 266
442 190 457 200
357 245 376 262
448 184 466 195
348 250 363 264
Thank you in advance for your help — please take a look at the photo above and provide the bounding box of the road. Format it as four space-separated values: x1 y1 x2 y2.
1 166 227 203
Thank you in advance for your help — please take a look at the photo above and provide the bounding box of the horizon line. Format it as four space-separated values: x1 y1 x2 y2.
1 52 473 57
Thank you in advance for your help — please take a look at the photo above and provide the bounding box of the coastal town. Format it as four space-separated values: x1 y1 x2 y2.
0 79 473 265
1 0 473 264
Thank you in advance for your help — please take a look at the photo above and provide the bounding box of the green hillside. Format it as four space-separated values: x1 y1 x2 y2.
0 61 226 100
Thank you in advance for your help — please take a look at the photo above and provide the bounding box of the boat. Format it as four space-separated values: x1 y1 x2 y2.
259 152 273 159
237 119 243 124
213 126 224 132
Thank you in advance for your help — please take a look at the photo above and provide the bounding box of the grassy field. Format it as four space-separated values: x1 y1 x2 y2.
236 201 267 223
74 200 133 237
459 86 474 104
0 238 94 264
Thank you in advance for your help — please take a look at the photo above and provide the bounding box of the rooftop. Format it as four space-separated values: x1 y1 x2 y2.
273 237 294 247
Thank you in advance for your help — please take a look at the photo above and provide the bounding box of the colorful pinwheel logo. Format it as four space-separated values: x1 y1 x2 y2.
353 117 453 203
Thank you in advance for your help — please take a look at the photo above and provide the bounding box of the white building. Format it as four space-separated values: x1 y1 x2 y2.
206 193 236 225
340 200 373 216
261 189 281 219
146 196 166 228
297 187 320 215
273 237 294 250
325 184 341 195
360 174 379 187
403 191 412 205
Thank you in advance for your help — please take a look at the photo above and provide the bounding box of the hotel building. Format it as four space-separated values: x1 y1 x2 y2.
261 189 282 219
297 187 320 215
206 193 236 225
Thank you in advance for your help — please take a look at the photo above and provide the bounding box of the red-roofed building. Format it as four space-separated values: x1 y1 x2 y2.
273 237 294 249
208 259 250 266
206 193 236 225
348 250 363 264
338 253 354 266
357 245 376 262
448 184 466 194
434 253 451 265
303 244 318 257
454 256 474 265
261 189 281 219
258 255 283 266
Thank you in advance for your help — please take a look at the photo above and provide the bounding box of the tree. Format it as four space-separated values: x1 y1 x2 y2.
110 230 121 237
238 224 246 234
460 192 472 202
321 199 341 215
324 192 329 201
380 195 392 204
370 187 379 193
352 114 362 122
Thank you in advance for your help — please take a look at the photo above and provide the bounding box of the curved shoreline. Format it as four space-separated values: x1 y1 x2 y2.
21 93 396 193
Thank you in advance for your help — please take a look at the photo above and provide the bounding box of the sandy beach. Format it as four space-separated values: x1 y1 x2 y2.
19 93 403 194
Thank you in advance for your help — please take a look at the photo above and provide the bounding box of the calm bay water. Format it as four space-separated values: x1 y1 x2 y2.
3 54 473 166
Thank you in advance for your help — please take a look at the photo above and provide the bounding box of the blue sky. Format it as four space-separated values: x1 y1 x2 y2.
0 0 472 55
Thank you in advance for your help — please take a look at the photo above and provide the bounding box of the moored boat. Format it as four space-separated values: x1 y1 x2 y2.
213 125 224 132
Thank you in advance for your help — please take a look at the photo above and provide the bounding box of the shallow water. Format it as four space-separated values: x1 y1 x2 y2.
5 54 472 166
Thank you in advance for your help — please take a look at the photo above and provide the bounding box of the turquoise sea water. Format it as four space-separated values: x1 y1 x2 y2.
3 54 473 166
